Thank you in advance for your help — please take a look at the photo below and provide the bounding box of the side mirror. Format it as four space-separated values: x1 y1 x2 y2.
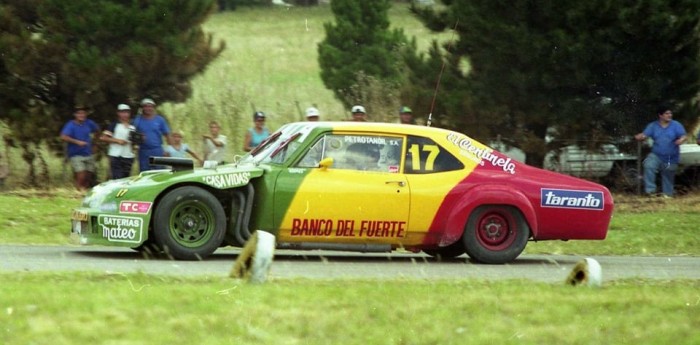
318 157 334 170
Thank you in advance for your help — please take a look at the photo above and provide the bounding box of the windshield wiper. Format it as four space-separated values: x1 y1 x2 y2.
270 132 302 159
250 131 282 156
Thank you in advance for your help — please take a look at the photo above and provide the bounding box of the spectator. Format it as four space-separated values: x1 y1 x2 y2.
202 120 227 163
133 98 171 171
398 106 415 124
350 105 367 122
634 104 687 197
100 104 135 179
60 105 99 191
306 107 320 121
243 111 270 152
165 130 203 165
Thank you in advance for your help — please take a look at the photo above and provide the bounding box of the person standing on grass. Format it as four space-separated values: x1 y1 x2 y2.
100 104 135 179
398 106 415 125
165 130 203 165
133 98 171 172
202 120 227 163
60 105 100 191
305 107 320 121
243 111 270 152
350 105 367 122
634 104 687 197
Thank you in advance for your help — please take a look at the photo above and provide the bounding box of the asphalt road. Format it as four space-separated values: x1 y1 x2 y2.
2 245 699 282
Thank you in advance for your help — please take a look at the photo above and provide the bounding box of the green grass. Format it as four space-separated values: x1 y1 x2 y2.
1 273 698 345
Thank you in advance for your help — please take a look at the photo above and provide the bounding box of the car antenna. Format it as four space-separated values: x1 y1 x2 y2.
427 19 459 127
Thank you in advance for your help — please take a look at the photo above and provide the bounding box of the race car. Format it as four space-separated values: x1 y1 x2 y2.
71 122 613 264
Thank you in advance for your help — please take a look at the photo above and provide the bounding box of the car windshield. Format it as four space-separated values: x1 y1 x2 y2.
239 123 314 165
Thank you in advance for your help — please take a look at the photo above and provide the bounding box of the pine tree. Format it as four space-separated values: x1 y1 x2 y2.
412 0 700 166
318 0 412 114
0 0 224 185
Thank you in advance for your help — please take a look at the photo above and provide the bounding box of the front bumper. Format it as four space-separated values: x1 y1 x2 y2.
70 208 148 247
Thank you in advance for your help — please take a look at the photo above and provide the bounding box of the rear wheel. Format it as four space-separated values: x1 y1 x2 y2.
463 205 529 264
153 186 226 260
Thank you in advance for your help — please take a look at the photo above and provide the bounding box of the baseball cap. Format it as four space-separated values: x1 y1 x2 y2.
117 104 131 111
140 98 156 106
399 106 412 114
351 105 366 113
306 107 320 117
253 111 266 120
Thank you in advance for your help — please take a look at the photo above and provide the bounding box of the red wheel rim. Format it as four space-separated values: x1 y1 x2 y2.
476 211 516 251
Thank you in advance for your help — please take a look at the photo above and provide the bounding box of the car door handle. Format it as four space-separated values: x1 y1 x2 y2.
385 180 406 187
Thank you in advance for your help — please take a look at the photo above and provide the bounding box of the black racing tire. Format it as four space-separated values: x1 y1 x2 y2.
462 205 529 264
423 241 466 260
131 237 162 258
152 186 226 260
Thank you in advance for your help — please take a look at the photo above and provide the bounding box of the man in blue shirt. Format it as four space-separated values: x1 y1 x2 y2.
60 105 100 191
634 104 687 197
134 98 171 172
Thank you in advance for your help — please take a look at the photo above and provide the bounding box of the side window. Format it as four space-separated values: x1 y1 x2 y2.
405 136 464 174
297 136 326 168
297 134 403 173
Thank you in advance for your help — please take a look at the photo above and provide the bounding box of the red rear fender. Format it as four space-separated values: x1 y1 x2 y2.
439 186 538 246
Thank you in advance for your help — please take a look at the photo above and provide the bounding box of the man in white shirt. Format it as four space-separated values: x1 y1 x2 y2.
100 104 135 179
202 120 227 163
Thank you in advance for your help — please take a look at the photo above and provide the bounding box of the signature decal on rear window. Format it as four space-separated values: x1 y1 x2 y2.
446 133 516 174
540 188 604 210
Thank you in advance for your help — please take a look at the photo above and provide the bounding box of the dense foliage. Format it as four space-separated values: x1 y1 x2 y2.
318 0 413 112
0 0 224 184
412 0 700 166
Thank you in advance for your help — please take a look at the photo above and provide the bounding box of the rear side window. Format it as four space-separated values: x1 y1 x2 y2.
404 136 464 174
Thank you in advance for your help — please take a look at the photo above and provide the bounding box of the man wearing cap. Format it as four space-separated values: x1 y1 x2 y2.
100 104 135 179
306 107 320 121
243 111 270 152
398 106 415 125
133 98 171 171
60 105 100 191
350 105 367 122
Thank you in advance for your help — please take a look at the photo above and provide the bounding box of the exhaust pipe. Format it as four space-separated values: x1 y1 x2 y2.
149 157 194 172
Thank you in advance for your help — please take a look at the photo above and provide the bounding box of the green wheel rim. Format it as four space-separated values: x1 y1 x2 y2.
168 200 215 248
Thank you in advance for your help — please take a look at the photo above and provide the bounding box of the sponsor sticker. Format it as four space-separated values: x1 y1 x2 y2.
446 133 516 174
98 215 143 243
540 188 604 210
202 172 251 189
119 201 152 214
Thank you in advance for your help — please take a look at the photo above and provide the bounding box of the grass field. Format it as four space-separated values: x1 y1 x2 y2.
1 188 699 344
1 273 699 345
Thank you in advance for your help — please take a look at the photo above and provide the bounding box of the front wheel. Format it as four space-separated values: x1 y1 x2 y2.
153 186 226 260
463 205 529 264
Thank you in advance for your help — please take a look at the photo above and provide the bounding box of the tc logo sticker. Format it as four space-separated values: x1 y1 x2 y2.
119 201 152 214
